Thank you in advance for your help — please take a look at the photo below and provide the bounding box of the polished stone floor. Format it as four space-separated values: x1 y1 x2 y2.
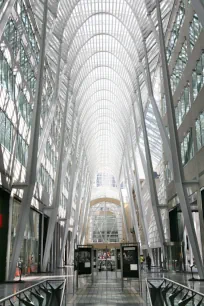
0 267 204 305
66 278 144 305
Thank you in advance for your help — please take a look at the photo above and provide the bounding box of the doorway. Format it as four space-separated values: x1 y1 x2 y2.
95 248 117 280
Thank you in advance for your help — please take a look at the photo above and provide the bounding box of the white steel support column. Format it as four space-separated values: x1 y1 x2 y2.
135 77 165 250
78 177 89 241
118 184 130 242
127 137 149 251
80 187 91 245
68 166 88 263
37 40 63 173
132 103 148 180
61 109 77 185
42 81 71 272
77 170 89 232
156 0 204 278
59 137 82 264
8 0 48 280
124 161 140 243
142 40 173 172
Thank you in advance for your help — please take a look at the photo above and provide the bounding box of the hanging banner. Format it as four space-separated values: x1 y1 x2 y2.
122 245 139 278
78 247 92 275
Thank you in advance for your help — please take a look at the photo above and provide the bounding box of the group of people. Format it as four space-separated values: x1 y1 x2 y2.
140 254 152 271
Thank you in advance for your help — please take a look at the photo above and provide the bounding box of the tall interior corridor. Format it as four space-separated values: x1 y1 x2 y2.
1 0 204 305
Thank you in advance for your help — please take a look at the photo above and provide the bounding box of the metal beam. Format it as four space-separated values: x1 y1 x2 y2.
118 184 131 242
37 40 63 173
124 160 140 243
78 177 90 241
41 80 71 272
128 134 150 251
80 187 91 245
8 0 48 280
132 101 148 180
142 39 173 173
68 160 87 263
135 76 165 250
156 0 204 278
59 133 82 264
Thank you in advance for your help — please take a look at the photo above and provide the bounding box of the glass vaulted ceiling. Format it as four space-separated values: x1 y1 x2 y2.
30 0 174 186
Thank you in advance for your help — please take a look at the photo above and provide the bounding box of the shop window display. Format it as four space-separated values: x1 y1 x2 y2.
10 200 40 275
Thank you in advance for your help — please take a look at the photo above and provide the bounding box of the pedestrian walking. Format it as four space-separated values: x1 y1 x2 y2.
146 254 152 271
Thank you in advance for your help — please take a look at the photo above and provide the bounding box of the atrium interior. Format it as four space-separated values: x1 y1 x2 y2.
1 0 204 305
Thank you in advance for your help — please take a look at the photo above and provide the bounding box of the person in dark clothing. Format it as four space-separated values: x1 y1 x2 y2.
146 254 152 271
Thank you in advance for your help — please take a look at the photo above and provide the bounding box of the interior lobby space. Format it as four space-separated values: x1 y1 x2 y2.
1 0 204 305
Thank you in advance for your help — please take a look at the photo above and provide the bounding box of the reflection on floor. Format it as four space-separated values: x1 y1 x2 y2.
67 278 144 305
1 267 204 305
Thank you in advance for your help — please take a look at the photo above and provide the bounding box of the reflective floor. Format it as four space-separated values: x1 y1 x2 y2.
1 267 204 305
67 278 144 305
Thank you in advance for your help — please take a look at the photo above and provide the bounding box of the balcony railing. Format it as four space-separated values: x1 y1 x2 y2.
0 278 66 306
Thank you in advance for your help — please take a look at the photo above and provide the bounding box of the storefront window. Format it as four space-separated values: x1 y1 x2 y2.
10 200 40 275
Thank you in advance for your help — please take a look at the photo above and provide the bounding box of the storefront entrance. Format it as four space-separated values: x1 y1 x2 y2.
10 199 40 276
164 242 185 272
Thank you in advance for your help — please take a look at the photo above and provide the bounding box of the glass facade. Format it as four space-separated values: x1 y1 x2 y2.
0 111 14 152
0 0 69 216
163 9 203 118
89 202 122 243
192 51 204 101
189 14 202 51
170 40 188 94
180 129 194 166
175 86 190 128
166 1 185 63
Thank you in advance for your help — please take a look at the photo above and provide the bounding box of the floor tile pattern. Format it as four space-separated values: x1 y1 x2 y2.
67 280 144 305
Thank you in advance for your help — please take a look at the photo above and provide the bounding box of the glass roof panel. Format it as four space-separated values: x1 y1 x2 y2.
30 0 174 190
